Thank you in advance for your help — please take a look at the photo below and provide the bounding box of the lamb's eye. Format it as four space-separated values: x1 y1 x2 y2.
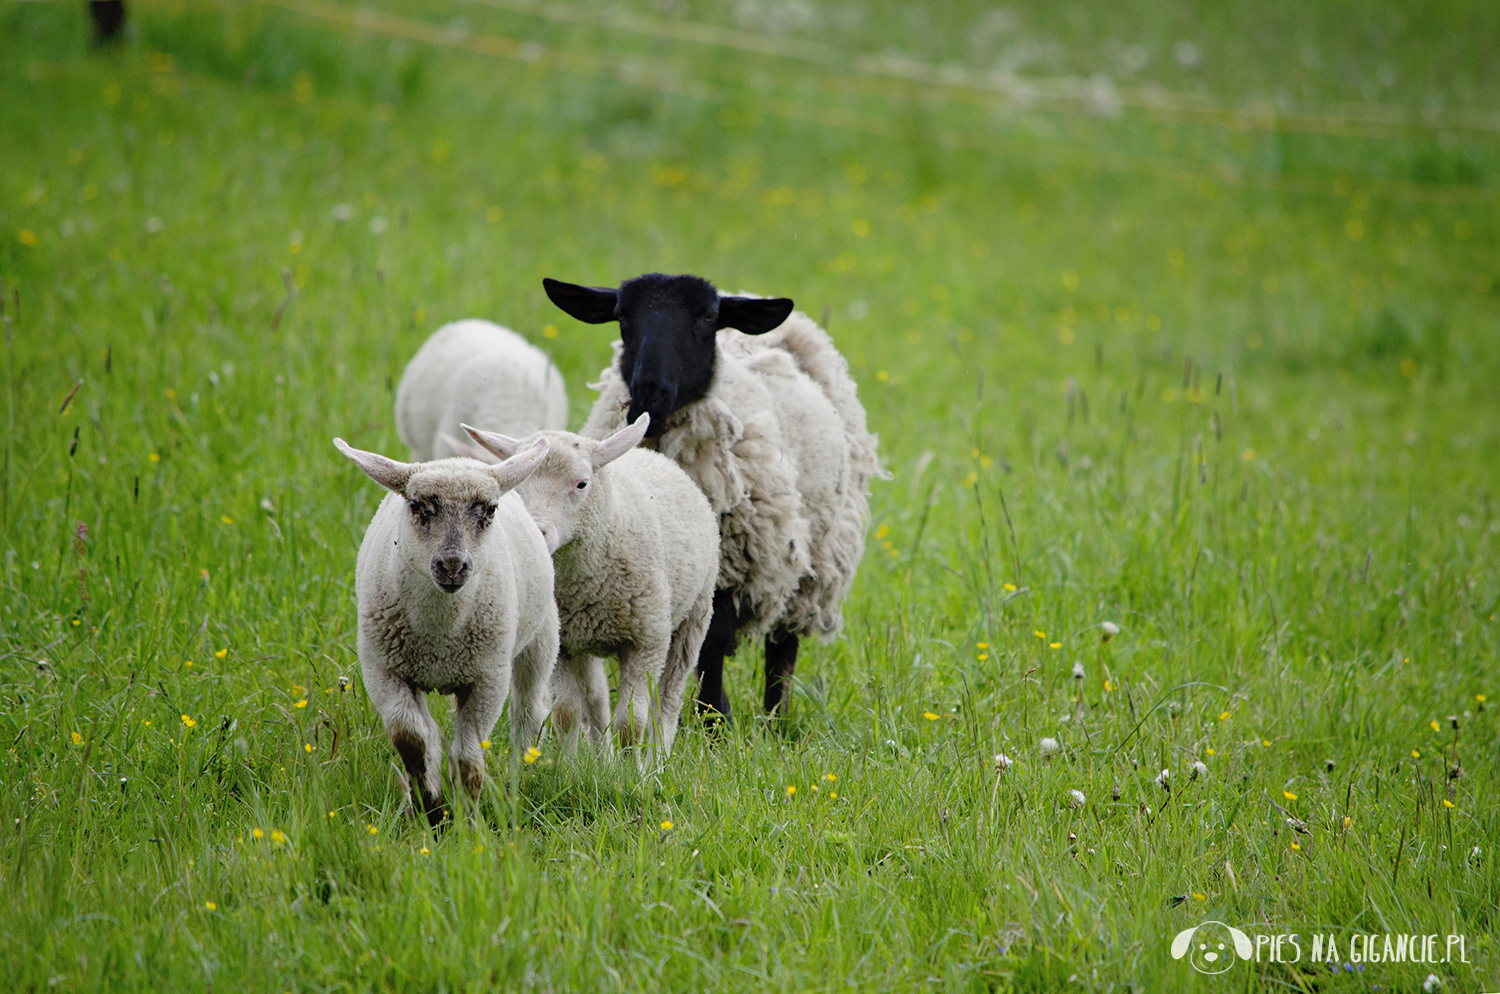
407 500 423 515
576 480 588 490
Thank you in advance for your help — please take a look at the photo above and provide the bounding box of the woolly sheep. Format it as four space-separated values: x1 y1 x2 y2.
334 436 557 825
462 413 719 763
544 273 883 723
396 319 568 461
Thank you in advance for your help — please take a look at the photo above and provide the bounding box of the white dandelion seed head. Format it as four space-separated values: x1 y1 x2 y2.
1191 761 1208 780
1068 789 1086 808
994 753 1013 772
1100 621 1120 641
1155 768 1171 788
1039 737 1061 759
1071 661 1085 680
1423 973 1441 992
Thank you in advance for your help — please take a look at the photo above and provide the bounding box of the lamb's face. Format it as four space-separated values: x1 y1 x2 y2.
615 275 722 437
514 437 594 555
401 467 504 593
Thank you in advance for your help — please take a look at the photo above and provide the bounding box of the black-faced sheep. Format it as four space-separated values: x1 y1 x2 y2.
544 273 882 722
334 437 556 824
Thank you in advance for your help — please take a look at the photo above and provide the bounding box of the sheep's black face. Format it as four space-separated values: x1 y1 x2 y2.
543 273 796 439
615 275 721 436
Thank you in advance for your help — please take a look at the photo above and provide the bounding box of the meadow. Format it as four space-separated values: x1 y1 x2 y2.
2 0 1498 990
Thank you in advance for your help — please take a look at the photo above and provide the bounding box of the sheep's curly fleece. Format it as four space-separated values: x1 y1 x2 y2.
582 309 884 640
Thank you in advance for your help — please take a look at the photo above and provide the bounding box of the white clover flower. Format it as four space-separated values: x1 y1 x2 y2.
1039 737 1060 759
1071 661 1085 680
1067 789 1086 808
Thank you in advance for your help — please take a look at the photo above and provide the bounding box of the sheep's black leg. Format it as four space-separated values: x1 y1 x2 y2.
89 1 127 43
763 627 799 715
695 588 742 726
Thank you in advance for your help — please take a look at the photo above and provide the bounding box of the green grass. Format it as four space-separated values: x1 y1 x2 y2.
3 1 1498 990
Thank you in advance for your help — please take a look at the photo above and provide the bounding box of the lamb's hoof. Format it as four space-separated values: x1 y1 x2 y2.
415 795 449 828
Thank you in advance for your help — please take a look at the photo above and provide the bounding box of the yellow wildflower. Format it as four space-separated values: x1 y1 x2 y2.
204 901 217 911
294 699 308 709
252 827 264 840
215 649 228 659
180 714 196 728
660 820 673 831
523 746 541 764
367 824 378 835
785 785 796 797
1283 791 1298 801
923 712 939 721
270 830 287 845
71 731 83 745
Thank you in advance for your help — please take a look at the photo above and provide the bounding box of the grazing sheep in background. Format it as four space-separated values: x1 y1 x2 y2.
395 319 568 462
463 414 718 763
334 436 556 825
544 273 883 723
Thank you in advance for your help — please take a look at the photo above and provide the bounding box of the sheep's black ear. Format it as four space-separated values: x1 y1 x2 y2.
717 296 794 335
543 278 619 324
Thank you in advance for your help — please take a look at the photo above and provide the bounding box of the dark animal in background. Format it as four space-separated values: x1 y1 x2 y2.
546 273 883 723
89 1 126 42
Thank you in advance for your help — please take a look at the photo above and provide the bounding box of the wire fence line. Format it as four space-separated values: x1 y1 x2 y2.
249 0 1497 208
455 0 1500 140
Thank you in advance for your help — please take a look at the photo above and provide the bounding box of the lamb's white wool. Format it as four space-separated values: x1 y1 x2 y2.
396 319 567 461
464 416 718 764
335 437 558 823
582 309 883 640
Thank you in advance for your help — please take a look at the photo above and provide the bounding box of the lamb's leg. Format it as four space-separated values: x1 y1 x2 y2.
363 665 446 825
614 641 669 761
694 588 742 725
763 626 800 716
659 586 714 755
449 676 508 800
550 652 611 755
509 608 559 756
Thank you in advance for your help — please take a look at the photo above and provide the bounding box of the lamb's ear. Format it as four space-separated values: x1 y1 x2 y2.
543 278 619 324
334 438 414 495
591 413 649 469
717 295 794 335
460 424 521 461
489 438 549 494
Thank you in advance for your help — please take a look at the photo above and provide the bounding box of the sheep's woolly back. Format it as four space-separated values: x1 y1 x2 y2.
582 309 882 640
397 320 568 462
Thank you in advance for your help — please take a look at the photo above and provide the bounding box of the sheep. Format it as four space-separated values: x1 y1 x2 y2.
333 435 557 825
461 413 719 763
395 319 568 462
543 272 883 723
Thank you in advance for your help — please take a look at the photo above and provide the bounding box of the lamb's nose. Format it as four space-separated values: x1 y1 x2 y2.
437 554 467 574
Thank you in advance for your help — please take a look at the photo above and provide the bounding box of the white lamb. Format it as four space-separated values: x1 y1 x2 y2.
544 273 883 724
462 414 718 762
395 319 568 461
334 435 557 824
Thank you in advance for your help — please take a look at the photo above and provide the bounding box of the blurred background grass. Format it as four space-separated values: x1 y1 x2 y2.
2 1 1498 991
